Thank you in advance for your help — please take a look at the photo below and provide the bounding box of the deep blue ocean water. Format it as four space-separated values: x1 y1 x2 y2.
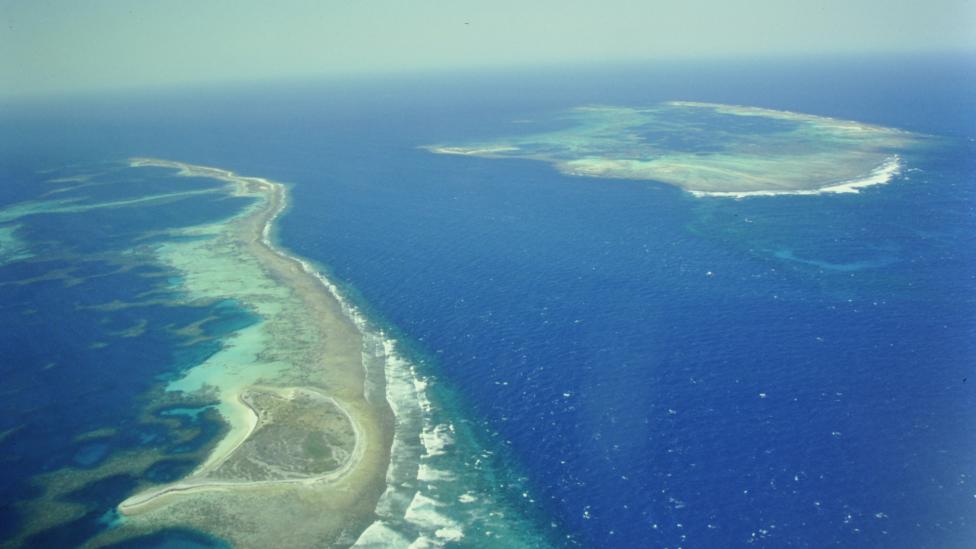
1 54 974 547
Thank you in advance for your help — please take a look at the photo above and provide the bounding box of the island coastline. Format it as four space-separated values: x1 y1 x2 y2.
425 102 921 197
104 158 396 546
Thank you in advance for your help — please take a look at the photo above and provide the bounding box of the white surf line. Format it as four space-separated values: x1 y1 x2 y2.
689 155 903 198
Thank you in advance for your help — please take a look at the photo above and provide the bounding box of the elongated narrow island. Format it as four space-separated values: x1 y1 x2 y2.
102 159 394 545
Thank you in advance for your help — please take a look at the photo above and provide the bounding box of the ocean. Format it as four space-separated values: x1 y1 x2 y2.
1 54 974 547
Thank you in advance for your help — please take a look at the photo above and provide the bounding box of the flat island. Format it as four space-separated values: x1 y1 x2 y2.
103 159 395 546
426 102 924 197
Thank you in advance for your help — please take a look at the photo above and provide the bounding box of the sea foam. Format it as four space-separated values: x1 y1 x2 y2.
292 253 471 546
689 155 903 198
267 185 521 547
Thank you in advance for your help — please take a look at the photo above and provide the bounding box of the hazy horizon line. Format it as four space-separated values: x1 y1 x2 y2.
4 49 975 105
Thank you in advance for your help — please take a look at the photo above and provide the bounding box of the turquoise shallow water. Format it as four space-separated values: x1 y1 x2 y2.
1 55 974 547
0 167 259 545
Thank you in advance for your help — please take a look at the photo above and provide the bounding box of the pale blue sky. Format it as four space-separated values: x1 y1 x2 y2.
2 0 974 97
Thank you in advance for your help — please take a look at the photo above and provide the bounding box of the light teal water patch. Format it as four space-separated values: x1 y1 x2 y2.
773 249 897 272
97 509 127 529
160 340 224 383
153 221 292 468
0 188 222 224
138 234 212 247
0 224 32 265
199 300 261 337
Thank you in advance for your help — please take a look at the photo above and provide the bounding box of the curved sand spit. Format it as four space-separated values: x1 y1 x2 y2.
107 159 395 547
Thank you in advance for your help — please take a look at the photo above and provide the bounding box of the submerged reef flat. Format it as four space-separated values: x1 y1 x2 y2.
426 101 923 197
100 159 395 546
